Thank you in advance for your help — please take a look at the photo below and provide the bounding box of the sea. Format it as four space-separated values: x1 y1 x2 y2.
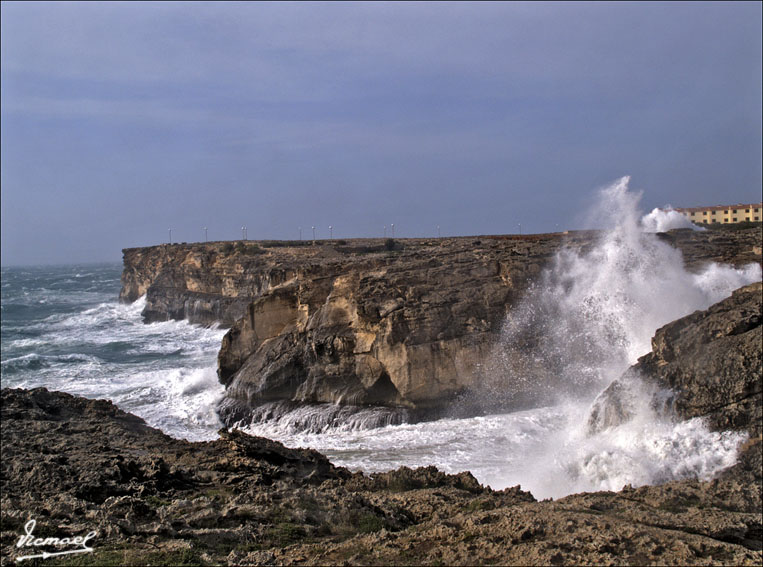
2 178 761 499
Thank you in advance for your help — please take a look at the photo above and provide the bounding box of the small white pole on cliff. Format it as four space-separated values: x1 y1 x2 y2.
518 223 522 235
437 225 440 238
329 225 333 239
312 226 316 241
391 224 395 238
383 225 386 238
168 228 172 244
203 227 207 242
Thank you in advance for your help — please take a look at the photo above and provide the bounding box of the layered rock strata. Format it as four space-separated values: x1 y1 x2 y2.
120 228 762 423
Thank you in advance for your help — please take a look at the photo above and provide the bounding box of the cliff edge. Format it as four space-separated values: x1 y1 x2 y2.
120 228 762 425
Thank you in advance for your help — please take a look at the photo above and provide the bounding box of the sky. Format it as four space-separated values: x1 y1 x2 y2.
1 1 761 266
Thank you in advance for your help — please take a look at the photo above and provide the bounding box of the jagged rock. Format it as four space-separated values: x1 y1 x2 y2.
634 281 762 437
3 386 761 565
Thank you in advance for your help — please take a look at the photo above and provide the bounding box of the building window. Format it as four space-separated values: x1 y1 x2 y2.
755 217 759 221
724 219 728 223
746 209 750 213
733 217 737 222
733 209 737 213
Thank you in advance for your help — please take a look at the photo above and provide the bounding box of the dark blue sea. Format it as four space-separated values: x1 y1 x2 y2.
1 263 226 440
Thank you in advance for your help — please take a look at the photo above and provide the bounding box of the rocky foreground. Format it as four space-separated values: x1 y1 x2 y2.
1 283 761 565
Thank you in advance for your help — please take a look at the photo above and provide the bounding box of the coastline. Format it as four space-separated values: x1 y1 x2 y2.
1 282 761 565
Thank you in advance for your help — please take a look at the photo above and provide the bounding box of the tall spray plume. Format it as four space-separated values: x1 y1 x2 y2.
486 176 760 497
486 176 759 407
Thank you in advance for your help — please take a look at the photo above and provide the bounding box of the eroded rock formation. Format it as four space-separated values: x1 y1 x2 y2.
638 281 762 436
120 228 762 424
123 235 572 422
590 281 762 447
3 276 762 564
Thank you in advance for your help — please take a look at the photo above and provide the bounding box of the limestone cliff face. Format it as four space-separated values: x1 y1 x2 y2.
120 228 762 423
121 235 576 419
214 236 568 422
121 243 300 326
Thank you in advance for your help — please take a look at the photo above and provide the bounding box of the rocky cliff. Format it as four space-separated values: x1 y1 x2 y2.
120 228 761 424
638 281 762 436
123 235 573 422
590 282 761 431
2 279 762 564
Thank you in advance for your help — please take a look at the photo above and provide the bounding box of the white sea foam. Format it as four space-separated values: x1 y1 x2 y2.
243 176 758 498
3 289 226 442
109 365 226 440
641 206 705 232
2 180 758 498
242 401 744 499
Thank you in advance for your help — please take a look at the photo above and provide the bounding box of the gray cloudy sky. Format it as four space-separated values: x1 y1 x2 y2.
2 1 761 266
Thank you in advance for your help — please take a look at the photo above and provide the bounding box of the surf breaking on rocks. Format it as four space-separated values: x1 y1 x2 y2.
242 176 760 498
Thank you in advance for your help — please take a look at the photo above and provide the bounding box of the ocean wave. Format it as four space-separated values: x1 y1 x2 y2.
1 352 104 375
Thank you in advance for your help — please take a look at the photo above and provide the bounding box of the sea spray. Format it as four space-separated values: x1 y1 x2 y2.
483 176 759 496
641 206 706 233
488 176 760 406
243 177 759 498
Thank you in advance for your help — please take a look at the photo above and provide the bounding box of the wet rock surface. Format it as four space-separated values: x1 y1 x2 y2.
637 281 762 437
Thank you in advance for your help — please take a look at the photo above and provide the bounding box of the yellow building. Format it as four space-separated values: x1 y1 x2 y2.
675 203 763 225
